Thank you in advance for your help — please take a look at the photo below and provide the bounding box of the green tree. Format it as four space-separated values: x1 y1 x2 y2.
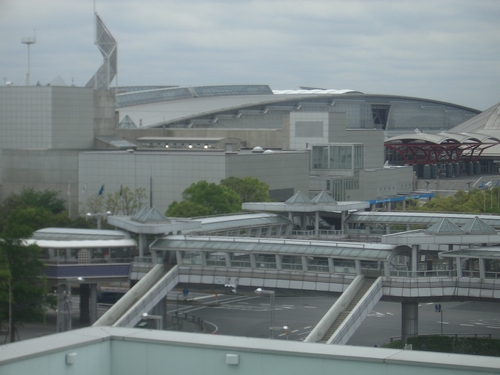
166 181 241 217
166 201 213 218
220 176 272 203
412 188 497 214
0 187 66 232
82 187 147 218
0 214 47 343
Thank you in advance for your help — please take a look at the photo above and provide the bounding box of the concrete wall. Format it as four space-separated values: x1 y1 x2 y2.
2 327 499 375
79 150 310 214
225 151 310 199
93 90 117 138
357 167 415 200
2 149 80 216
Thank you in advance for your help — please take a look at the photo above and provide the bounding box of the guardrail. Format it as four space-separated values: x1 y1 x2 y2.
42 257 135 265
290 229 345 238
169 311 204 332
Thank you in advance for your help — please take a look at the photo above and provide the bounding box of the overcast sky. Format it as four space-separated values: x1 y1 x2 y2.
1 0 499 110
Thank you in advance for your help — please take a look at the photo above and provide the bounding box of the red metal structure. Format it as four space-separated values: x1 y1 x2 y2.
385 132 500 165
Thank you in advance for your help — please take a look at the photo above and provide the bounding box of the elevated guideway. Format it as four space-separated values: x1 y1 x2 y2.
93 265 179 328
304 277 382 345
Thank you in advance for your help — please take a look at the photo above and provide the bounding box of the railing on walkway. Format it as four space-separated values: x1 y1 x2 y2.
290 229 345 238
169 311 204 332
43 257 135 265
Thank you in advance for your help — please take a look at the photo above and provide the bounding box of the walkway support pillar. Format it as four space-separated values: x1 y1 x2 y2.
411 245 419 278
401 301 418 344
80 284 90 323
89 284 98 324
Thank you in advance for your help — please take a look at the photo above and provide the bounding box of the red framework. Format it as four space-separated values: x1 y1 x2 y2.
384 141 497 165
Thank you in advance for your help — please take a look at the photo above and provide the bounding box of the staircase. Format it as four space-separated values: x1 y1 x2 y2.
318 277 376 343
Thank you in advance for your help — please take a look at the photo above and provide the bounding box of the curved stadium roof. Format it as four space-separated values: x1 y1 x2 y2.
115 84 480 132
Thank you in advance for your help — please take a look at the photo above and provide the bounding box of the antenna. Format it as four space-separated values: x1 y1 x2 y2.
21 30 36 86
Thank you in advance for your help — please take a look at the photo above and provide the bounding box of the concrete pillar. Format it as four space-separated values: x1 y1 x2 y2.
328 258 335 273
401 302 418 344
90 284 98 324
151 249 158 264
250 254 257 268
80 284 90 323
411 245 419 278
423 164 430 179
275 255 282 270
315 211 319 235
301 256 308 271
386 224 391 235
384 261 390 278
355 259 361 275
341 210 346 233
479 258 486 279
456 257 462 278
152 300 165 330
56 284 65 332
139 234 147 258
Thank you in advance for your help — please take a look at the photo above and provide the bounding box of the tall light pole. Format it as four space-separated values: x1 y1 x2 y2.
142 313 163 330
86 211 111 229
255 288 275 338
21 33 36 86
57 277 84 332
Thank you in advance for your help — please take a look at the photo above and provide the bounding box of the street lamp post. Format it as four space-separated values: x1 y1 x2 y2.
57 277 84 332
142 313 163 330
255 288 275 338
86 211 112 229
435 304 443 335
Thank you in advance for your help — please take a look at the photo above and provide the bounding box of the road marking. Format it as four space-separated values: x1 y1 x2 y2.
487 326 500 329
437 321 449 324
303 326 312 329
297 331 311 336
203 320 218 334
292 329 299 333
460 324 474 327
386 312 393 315
304 306 316 309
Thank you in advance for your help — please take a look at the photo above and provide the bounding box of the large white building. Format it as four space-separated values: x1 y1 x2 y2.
0 14 487 215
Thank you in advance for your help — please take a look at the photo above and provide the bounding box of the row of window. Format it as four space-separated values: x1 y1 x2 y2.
177 250 382 275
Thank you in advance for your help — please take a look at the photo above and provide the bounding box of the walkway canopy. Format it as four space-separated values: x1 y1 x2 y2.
150 235 398 262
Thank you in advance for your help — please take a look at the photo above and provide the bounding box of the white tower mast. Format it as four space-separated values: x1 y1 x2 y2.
21 31 36 86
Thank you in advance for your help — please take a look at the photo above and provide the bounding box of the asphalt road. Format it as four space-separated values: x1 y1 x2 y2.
9 290 500 347
168 289 500 346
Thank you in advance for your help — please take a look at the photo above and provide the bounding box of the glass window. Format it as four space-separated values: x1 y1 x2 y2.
229 252 251 268
312 146 329 169
354 145 364 169
281 255 302 270
181 251 202 265
206 251 226 266
307 257 329 273
330 146 352 169
254 253 276 269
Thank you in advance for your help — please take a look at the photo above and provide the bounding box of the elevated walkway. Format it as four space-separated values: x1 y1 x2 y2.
304 277 382 344
94 265 179 328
